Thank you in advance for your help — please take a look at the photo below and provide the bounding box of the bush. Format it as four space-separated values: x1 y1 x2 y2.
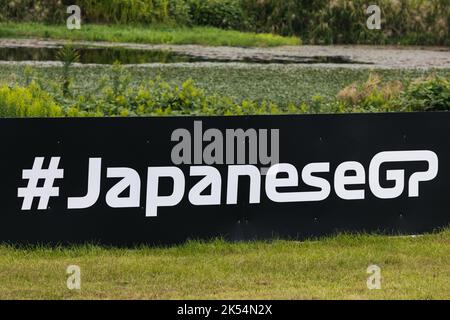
241 0 327 36
0 82 62 117
337 74 403 112
400 76 450 111
0 0 66 23
337 74 450 112
188 0 248 30
75 0 192 25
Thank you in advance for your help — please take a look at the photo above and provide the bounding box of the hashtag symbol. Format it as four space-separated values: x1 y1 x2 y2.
18 157 64 210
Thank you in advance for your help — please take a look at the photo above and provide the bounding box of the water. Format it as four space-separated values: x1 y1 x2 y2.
0 46 371 65
0 46 191 64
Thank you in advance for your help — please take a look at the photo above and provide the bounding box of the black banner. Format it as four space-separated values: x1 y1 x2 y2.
1 112 449 245
1 300 439 316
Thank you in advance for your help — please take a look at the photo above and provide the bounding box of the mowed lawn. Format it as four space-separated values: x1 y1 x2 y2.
0 229 448 300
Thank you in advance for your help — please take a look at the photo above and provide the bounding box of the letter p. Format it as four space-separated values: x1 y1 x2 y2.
146 167 185 217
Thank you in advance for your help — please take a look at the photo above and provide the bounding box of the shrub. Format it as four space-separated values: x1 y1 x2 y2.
241 0 327 36
0 82 63 117
0 0 66 23
337 74 450 113
400 76 450 112
337 74 403 112
76 0 192 25
56 45 80 96
188 0 248 30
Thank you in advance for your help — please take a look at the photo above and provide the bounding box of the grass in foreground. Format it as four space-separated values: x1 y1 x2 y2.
0 229 448 300
0 23 300 47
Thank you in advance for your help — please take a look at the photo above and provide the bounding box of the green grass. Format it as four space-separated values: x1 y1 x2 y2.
0 229 448 299
0 23 300 47
2 65 449 106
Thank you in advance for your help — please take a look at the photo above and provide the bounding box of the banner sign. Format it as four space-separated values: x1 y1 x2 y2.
1 113 449 245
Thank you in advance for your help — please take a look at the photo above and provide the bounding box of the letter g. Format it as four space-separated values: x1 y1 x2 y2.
369 150 438 199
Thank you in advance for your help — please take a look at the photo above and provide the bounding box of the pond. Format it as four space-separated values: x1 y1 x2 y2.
0 46 371 65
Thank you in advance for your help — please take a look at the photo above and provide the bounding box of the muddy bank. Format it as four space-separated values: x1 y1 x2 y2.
0 39 448 69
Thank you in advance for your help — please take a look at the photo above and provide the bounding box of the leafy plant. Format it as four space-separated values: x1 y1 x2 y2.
188 0 248 30
0 82 62 117
336 74 450 113
56 45 80 97
400 76 450 111
110 61 131 97
337 74 403 112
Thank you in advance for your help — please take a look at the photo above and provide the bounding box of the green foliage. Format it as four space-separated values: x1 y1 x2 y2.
111 61 131 97
188 0 248 30
0 0 66 23
241 0 449 45
337 74 450 112
0 72 304 117
1 0 447 45
0 68 448 118
400 76 450 111
337 74 404 112
0 82 62 117
75 0 192 25
68 77 290 117
241 0 327 36
0 0 190 25
56 45 80 96
4 65 445 108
